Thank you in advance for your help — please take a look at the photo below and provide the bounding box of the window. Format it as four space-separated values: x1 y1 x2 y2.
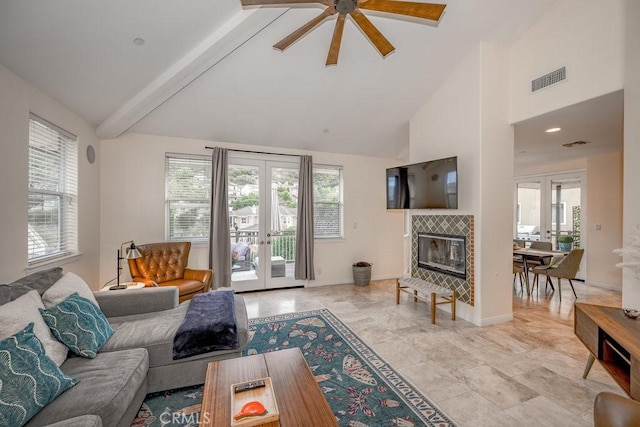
165 155 344 240
28 114 78 264
165 154 211 241
313 165 343 238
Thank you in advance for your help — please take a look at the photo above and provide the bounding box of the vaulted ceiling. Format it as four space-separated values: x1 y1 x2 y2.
4 0 619 161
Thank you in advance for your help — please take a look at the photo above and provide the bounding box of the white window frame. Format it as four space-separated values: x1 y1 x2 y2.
28 114 78 265
313 164 344 239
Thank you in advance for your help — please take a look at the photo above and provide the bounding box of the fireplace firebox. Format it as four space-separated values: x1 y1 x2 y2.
418 232 466 279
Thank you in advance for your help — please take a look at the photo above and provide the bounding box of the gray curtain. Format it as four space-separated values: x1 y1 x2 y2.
209 147 231 288
295 155 315 280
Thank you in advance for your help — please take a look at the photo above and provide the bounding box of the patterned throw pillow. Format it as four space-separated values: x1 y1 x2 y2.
39 292 114 358
0 323 78 427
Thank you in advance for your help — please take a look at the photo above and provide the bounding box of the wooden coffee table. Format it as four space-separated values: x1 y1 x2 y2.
200 348 337 426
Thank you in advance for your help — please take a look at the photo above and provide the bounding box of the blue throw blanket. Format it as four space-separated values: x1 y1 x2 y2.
173 290 238 360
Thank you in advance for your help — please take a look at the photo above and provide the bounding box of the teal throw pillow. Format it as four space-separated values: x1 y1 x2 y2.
39 292 114 358
0 323 78 427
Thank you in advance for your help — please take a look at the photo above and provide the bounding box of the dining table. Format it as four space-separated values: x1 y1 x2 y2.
513 247 568 295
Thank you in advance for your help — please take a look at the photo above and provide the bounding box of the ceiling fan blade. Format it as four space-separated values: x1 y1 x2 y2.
358 0 446 21
326 14 346 66
349 8 394 57
241 0 332 6
273 6 336 50
274 6 336 51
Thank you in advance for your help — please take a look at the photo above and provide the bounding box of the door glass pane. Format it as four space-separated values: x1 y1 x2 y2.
270 167 298 279
550 179 581 250
516 182 541 245
229 164 259 282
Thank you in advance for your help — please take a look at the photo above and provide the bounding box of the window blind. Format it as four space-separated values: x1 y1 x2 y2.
28 114 78 264
165 154 212 240
313 166 343 238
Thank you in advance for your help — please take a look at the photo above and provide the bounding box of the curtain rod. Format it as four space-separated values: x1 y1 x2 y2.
205 146 300 157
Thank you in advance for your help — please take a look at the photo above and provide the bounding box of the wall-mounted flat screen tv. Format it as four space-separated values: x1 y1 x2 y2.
386 156 458 209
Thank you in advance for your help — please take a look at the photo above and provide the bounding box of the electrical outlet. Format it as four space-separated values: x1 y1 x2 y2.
595 224 602 231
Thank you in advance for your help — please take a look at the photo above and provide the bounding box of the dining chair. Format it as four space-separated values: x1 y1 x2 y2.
594 391 640 427
513 264 525 293
529 241 552 251
528 241 553 292
532 248 584 300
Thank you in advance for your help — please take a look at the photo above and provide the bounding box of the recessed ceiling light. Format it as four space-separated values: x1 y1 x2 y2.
545 127 562 133
133 38 145 46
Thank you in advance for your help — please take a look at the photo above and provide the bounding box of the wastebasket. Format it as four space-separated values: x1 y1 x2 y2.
352 262 372 286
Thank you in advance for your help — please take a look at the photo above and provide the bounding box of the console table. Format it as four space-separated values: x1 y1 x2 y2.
574 303 640 400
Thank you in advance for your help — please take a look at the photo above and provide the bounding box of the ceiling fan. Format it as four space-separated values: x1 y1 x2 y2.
241 0 446 65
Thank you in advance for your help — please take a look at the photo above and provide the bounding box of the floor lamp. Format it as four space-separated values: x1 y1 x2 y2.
109 240 142 290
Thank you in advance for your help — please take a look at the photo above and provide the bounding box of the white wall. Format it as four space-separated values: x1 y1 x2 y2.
508 0 628 295
0 64 101 285
586 152 623 289
622 0 640 307
99 133 404 288
478 43 515 322
509 0 625 124
410 43 514 326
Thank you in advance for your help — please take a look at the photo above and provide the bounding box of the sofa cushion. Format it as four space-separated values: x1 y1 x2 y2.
40 293 114 358
26 348 149 427
43 415 102 427
0 323 78 427
103 294 248 368
0 267 63 305
42 272 99 308
0 290 69 366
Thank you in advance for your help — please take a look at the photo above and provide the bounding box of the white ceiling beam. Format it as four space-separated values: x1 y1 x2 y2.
97 7 287 139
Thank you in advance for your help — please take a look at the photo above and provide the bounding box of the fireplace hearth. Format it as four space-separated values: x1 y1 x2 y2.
418 232 466 279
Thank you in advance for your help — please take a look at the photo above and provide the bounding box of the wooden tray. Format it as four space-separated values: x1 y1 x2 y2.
230 377 279 426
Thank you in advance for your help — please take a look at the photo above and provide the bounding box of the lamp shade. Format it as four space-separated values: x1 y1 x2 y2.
125 243 142 259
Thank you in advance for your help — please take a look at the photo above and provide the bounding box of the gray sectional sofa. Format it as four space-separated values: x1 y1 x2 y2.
0 268 248 427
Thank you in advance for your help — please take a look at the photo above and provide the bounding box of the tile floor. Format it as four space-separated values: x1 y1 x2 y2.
241 278 626 426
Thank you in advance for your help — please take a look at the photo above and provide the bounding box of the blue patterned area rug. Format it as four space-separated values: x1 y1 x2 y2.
132 309 456 427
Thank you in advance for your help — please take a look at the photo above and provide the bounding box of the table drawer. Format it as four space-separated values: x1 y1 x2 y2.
575 307 598 355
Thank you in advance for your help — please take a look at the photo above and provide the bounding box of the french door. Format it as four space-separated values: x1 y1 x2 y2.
514 172 586 279
228 155 304 292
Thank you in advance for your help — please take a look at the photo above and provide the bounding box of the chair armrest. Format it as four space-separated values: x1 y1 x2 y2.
184 268 212 292
94 287 179 317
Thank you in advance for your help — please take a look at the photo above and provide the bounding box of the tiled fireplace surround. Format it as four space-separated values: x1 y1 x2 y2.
411 214 475 305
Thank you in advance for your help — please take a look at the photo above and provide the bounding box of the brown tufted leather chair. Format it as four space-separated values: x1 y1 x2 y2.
127 242 212 303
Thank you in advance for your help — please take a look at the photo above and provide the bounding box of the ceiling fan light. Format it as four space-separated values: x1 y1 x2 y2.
335 0 357 14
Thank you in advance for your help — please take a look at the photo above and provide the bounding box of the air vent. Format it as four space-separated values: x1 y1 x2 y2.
531 67 566 92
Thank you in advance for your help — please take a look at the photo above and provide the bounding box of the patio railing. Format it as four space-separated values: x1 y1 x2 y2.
230 229 296 263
